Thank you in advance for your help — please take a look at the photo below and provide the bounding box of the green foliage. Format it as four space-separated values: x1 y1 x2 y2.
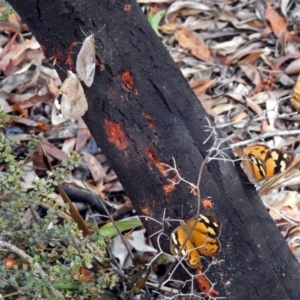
0 129 120 299
99 219 143 238
0 4 14 21
147 9 166 38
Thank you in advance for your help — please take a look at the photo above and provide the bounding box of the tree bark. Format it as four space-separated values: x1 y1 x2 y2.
7 0 300 299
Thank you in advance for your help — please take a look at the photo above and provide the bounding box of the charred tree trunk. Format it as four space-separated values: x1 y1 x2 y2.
7 0 300 299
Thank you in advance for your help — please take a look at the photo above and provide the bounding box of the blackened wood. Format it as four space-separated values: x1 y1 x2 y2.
7 0 300 299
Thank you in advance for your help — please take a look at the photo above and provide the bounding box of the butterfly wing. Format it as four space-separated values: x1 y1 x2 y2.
186 215 220 257
170 226 200 267
243 144 270 160
264 149 295 178
242 144 270 181
76 34 96 87
243 144 295 181
51 72 74 125
60 71 88 121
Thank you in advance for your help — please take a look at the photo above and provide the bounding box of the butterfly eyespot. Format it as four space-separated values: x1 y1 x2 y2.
170 214 221 268
283 154 292 162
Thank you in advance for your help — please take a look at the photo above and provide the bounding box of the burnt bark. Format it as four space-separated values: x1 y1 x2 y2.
7 0 300 299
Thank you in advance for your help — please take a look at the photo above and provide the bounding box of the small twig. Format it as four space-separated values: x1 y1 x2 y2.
162 157 197 191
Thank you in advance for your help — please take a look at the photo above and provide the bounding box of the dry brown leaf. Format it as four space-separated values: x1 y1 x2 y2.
241 51 264 65
281 206 300 222
42 138 68 161
226 42 264 64
82 152 106 182
190 78 216 96
76 118 90 152
176 27 213 63
0 20 20 33
231 111 248 123
239 64 261 87
0 32 18 65
8 89 37 103
77 267 94 282
265 1 289 44
12 48 44 69
15 117 38 127
159 22 179 33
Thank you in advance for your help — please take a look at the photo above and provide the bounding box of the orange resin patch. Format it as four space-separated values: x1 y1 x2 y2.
104 119 130 149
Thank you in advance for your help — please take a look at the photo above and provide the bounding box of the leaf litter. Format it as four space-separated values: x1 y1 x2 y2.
2 0 300 297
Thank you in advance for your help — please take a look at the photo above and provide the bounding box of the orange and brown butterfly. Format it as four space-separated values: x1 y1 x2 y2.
242 144 295 181
170 214 221 267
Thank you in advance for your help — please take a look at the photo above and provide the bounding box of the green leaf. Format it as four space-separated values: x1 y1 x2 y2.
53 281 80 290
99 219 142 238
147 10 166 38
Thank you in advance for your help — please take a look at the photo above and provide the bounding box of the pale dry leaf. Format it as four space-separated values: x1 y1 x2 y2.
21 161 36 189
281 206 300 222
165 1 214 23
125 229 158 253
218 10 262 31
269 191 298 220
61 137 77 154
0 38 40 71
226 42 265 64
265 96 278 130
110 234 132 268
211 36 246 53
212 103 238 116
285 57 300 75
0 71 36 94
280 0 290 18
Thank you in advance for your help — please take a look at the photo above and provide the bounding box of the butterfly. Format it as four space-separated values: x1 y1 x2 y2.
242 144 295 181
51 71 88 125
76 34 96 87
170 214 220 267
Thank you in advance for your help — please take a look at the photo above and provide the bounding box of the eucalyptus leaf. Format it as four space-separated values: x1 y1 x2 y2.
100 219 142 238
148 10 166 38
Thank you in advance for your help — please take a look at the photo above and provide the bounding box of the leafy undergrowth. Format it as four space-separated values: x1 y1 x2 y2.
1 0 300 299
